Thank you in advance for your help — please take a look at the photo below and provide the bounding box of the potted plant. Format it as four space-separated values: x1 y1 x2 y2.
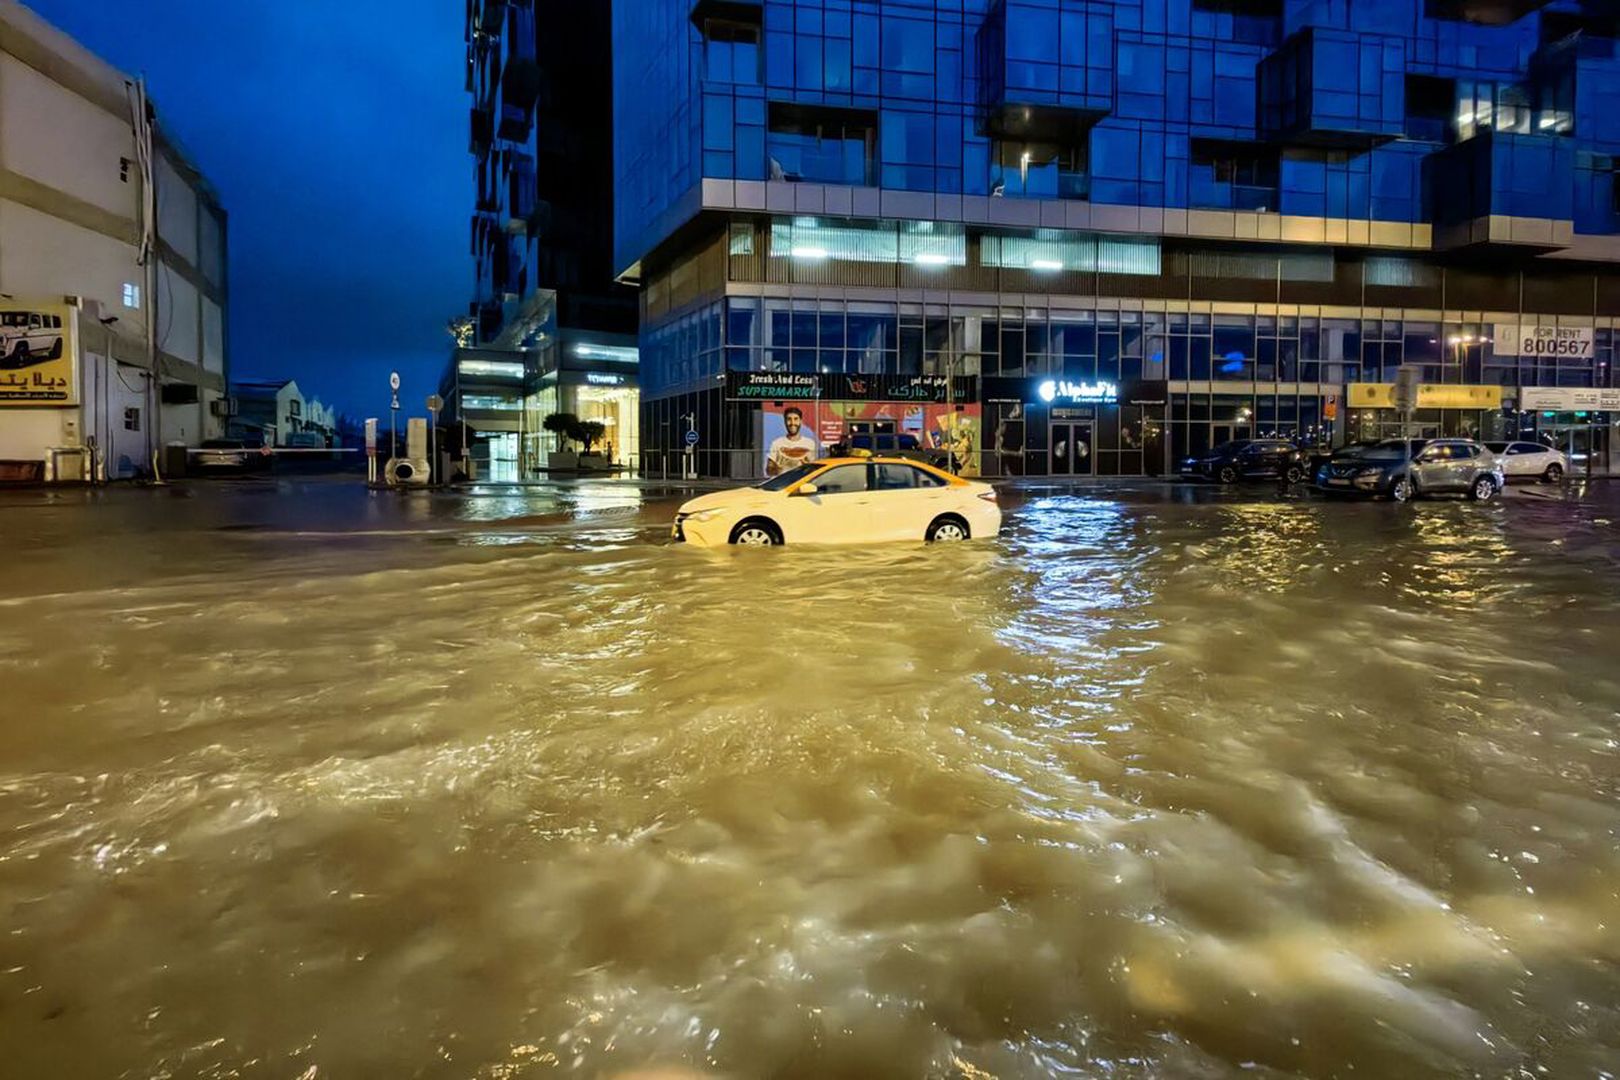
576 419 611 470
543 411 580 471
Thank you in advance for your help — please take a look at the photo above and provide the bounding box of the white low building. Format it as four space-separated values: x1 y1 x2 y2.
0 0 228 481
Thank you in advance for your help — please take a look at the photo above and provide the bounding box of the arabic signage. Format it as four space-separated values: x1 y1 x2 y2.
1492 325 1594 358
1348 383 1503 409
1518 386 1620 411
0 301 76 406
724 370 973 403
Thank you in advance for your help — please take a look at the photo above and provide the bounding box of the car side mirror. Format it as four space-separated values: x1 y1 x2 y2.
794 483 819 496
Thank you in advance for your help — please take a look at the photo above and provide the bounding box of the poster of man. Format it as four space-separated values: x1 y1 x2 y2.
763 404 819 475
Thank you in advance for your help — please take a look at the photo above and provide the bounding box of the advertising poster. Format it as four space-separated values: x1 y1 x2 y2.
762 399 981 476
0 301 76 406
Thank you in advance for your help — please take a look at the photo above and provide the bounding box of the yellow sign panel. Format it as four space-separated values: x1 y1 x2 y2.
0 301 76 406
1347 383 1502 410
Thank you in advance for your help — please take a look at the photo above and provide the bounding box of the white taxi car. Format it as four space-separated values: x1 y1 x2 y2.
671 455 1001 546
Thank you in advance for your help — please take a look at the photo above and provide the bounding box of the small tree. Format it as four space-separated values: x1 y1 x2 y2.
576 420 607 455
543 412 580 451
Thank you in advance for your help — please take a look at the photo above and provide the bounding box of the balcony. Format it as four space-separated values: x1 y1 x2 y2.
975 0 1112 140
506 153 539 232
499 2 540 109
1258 28 1404 149
1424 130 1574 251
470 105 494 155
474 0 507 35
497 99 533 142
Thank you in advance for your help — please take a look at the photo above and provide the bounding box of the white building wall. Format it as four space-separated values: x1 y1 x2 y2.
155 153 196 267
0 200 147 343
0 53 135 220
202 296 224 373
157 261 199 365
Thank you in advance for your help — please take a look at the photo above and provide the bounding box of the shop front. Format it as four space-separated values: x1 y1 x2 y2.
724 371 979 478
524 337 640 472
1516 386 1620 475
981 376 1169 477
1346 382 1509 442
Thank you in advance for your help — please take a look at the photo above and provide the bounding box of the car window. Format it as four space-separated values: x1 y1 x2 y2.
1485 442 1508 453
756 462 822 491
810 464 868 494
877 463 946 489
1512 443 1543 455
1452 444 1477 459
1417 444 1450 462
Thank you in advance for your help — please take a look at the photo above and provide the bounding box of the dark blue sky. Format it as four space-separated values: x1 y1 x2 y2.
29 0 470 420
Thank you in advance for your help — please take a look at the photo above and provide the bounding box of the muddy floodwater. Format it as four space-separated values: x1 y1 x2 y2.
1 478 1618 1078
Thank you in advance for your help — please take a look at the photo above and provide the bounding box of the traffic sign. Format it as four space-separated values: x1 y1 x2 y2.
426 394 443 413
684 429 699 447
389 371 401 391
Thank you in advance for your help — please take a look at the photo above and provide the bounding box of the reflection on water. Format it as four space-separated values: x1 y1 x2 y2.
0 485 1618 1078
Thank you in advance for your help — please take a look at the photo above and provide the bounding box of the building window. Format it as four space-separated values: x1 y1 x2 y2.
123 407 140 432
289 400 301 417
990 139 1088 200
1189 140 1279 211
702 18 760 84
122 282 141 309
1405 75 1456 142
766 103 875 186
1456 79 1536 140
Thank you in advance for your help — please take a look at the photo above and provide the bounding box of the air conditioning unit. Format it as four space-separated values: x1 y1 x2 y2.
210 396 238 418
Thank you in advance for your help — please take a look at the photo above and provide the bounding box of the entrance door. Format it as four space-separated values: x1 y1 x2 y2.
1049 422 1093 475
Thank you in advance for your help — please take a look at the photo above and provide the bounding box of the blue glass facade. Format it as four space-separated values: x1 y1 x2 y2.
614 0 1620 478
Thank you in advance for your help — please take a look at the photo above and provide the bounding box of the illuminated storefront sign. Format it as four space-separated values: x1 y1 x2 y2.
1518 386 1620 411
1038 379 1116 404
1348 383 1503 409
725 371 972 403
585 372 625 386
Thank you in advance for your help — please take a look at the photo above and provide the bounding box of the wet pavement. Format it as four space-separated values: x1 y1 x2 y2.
1 474 1618 1077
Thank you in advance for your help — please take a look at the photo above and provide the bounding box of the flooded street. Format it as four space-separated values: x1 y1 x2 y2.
1 477 1618 1078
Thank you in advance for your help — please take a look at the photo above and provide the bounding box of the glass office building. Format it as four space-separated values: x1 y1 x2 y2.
614 0 1620 478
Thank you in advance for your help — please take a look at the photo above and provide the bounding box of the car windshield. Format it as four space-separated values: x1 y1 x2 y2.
755 462 823 492
1359 439 1419 461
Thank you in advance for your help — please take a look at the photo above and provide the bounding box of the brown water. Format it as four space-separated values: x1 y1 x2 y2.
1 480 1618 1077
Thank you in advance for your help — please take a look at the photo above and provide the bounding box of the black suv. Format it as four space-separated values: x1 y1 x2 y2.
1314 438 1504 502
1180 439 1308 484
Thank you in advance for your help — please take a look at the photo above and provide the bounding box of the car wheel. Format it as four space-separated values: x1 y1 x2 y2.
1390 476 1413 503
926 515 970 542
729 518 781 546
1284 464 1304 484
1543 463 1563 483
50 337 63 359
1469 476 1497 502
1217 465 1238 484
12 341 27 364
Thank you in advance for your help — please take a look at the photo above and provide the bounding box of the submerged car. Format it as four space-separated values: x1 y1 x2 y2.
671 455 1001 546
1180 438 1308 484
1314 438 1503 502
1484 441 1568 483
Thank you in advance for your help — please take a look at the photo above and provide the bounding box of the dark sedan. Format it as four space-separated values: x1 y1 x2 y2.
1179 438 1308 484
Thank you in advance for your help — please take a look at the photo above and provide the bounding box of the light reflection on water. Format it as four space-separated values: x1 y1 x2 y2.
0 486 1617 1078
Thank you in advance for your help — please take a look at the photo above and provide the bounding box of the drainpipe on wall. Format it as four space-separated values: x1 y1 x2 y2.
128 77 161 479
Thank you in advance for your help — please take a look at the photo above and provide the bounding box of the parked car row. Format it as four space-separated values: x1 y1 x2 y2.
1181 437 1568 502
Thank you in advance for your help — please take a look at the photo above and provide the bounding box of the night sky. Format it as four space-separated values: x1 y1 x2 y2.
27 0 471 421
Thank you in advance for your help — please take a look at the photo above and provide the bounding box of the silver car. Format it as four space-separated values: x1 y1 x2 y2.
1315 437 1505 502
1484 441 1568 483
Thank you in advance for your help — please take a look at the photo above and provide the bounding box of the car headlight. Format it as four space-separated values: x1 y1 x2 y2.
686 509 721 523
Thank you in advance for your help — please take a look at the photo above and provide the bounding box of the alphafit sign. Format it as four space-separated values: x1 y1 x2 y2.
1038 379 1118 405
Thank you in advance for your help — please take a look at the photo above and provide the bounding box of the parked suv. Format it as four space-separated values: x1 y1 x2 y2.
1315 438 1504 502
0 310 66 368
1484 441 1567 483
1180 438 1308 484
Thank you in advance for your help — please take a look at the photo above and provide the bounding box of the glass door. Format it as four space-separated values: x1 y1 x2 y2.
1049 422 1094 475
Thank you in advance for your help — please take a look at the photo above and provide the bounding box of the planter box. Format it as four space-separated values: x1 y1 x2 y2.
578 453 613 471
548 451 579 471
